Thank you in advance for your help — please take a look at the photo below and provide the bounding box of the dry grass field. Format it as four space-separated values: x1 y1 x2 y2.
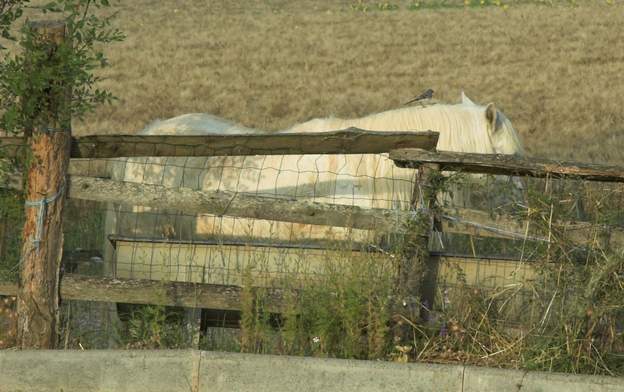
59 0 623 164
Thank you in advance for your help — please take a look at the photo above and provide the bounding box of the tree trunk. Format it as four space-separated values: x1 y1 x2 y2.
16 21 71 349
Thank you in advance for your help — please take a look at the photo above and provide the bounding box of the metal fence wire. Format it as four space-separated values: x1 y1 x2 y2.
1 150 622 354
100 152 417 287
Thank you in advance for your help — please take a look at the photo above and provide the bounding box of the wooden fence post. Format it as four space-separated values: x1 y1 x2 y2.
16 21 71 349
415 164 443 322
394 163 440 345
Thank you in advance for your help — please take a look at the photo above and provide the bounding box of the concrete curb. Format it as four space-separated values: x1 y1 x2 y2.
199 351 463 392
0 350 197 392
0 350 622 392
463 365 624 392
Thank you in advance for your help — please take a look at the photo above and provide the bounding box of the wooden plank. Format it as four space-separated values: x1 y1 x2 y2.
67 159 113 178
0 255 531 314
0 274 287 313
433 254 537 288
390 148 624 183
107 235 375 252
5 173 409 233
1 158 112 192
12 174 619 246
440 207 538 242
439 206 624 247
6 174 620 247
12 175 531 239
1 129 439 159
68 176 407 232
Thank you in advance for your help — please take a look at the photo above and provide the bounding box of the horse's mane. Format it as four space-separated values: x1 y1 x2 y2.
288 102 521 155
141 94 524 157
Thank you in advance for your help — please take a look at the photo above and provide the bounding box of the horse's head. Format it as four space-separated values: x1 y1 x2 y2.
461 92 525 156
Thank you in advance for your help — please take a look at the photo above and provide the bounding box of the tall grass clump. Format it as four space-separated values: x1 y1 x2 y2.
518 178 624 375
118 304 188 349
408 176 623 375
239 263 278 354
240 249 396 360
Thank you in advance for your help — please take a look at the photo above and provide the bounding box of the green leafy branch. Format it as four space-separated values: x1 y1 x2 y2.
0 0 124 136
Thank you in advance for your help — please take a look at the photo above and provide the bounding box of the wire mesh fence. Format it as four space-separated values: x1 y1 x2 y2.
0 149 623 374
94 151 418 285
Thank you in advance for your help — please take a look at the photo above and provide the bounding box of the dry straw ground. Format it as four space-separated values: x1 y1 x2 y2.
64 0 624 164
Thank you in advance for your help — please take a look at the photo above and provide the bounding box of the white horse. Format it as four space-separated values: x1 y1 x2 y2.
287 92 524 156
141 113 259 135
285 92 525 208
138 92 523 155
107 92 524 284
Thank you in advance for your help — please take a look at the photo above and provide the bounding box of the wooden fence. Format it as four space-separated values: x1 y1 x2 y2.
2 133 624 316
3 19 620 349
1 130 439 312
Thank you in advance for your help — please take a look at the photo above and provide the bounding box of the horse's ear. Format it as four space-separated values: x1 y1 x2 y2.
485 103 498 132
461 91 476 105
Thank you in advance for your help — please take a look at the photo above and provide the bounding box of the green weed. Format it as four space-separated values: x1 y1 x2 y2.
120 304 188 349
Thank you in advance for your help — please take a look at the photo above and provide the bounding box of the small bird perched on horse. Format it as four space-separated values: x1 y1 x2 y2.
404 88 434 105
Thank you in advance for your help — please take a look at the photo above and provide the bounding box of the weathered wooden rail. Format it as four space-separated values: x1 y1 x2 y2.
439 207 624 247
2 133 624 320
1 129 439 158
0 273 287 313
0 254 528 313
6 174 621 245
390 148 624 183
69 176 407 232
